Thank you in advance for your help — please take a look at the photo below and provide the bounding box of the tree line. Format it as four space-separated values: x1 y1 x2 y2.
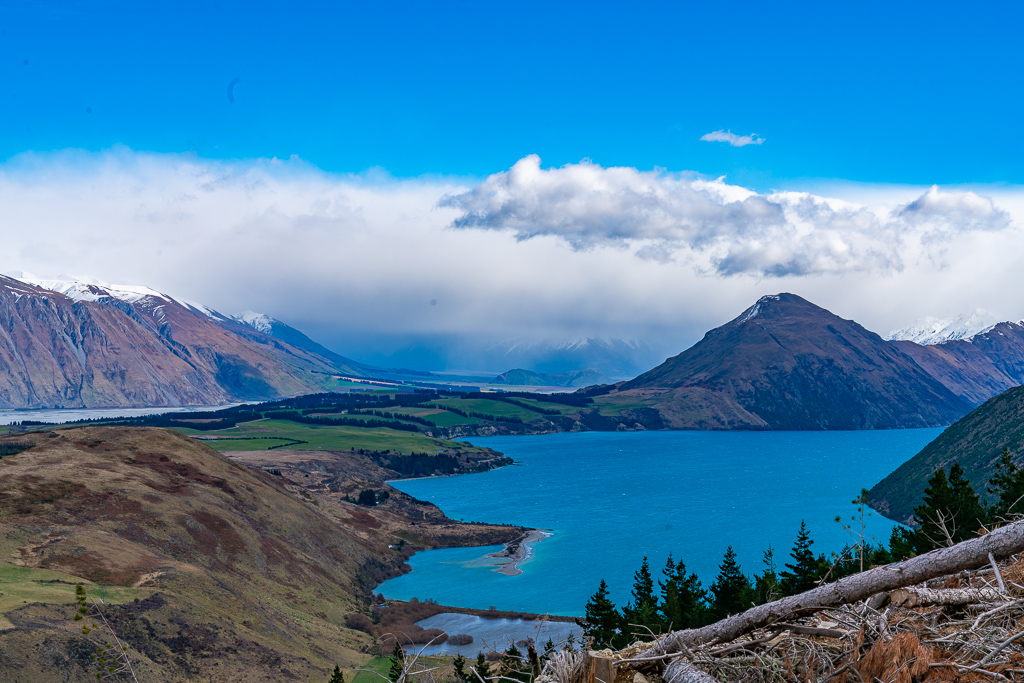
580 451 1024 649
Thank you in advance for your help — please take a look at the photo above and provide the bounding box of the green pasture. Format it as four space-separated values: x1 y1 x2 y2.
350 656 449 683
430 398 542 422
591 395 663 416
387 406 483 428
304 412 426 427
504 397 580 415
0 561 149 630
176 419 477 454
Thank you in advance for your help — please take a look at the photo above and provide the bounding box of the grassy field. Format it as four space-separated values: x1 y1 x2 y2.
0 561 149 630
506 397 580 416
176 419 480 454
591 395 663 416
430 398 542 422
387 406 484 428
305 412 426 427
349 656 449 683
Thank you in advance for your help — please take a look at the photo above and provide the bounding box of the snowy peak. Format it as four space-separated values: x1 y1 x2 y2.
232 310 276 334
886 310 1000 345
6 272 228 321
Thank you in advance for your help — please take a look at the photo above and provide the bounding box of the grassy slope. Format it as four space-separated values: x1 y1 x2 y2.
0 426 393 680
177 418 481 454
388 406 484 428
0 562 149 630
430 398 542 422
869 385 1024 524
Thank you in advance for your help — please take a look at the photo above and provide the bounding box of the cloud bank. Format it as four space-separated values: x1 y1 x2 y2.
0 149 1021 367
443 155 1012 277
700 130 765 147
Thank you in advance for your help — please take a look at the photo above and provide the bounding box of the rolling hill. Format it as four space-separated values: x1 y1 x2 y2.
0 425 521 680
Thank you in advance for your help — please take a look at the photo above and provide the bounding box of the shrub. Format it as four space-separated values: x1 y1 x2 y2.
345 613 374 634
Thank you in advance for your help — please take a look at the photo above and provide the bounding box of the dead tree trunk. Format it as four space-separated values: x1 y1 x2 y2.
662 658 717 683
655 520 1024 652
889 586 1008 607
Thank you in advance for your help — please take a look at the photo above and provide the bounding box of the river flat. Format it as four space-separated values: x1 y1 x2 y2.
377 428 942 616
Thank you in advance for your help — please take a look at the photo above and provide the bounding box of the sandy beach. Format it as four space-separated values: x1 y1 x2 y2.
480 529 552 576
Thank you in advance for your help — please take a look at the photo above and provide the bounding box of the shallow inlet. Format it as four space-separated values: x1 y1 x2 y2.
377 428 942 616
409 613 581 657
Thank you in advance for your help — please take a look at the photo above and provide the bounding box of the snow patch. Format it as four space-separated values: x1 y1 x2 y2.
7 272 227 320
886 309 1000 345
232 310 276 334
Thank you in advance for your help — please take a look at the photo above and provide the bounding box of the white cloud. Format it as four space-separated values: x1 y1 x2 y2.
699 130 765 147
442 155 1016 278
1 148 1023 366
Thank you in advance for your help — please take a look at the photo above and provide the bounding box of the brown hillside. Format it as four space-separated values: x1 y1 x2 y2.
0 426 401 681
0 275 353 409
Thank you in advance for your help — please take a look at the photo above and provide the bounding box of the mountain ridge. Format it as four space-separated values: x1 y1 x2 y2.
613 293 973 430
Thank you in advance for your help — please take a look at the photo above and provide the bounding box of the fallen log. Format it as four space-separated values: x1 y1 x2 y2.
662 658 717 683
655 519 1024 652
889 586 1008 607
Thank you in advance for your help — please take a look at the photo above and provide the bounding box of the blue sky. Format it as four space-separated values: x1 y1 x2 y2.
3 1 1024 370
4 1 1023 186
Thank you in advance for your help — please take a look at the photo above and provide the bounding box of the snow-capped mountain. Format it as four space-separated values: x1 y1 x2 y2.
885 309 1000 345
232 310 275 334
8 272 229 322
0 272 374 409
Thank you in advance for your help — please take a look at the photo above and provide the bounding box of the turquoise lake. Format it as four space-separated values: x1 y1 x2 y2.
376 429 942 617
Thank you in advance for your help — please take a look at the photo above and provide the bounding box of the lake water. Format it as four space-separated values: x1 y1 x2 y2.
377 429 942 617
411 613 581 657
0 404 245 425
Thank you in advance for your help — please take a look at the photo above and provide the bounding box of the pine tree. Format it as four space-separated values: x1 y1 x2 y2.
328 665 345 683
658 554 706 629
780 521 819 595
709 546 752 619
578 579 622 649
474 652 491 682
948 462 986 540
888 526 915 561
913 466 956 551
501 642 528 682
914 463 986 551
387 642 405 683
541 638 556 662
989 448 1024 517
623 557 661 636
753 545 780 605
452 654 469 683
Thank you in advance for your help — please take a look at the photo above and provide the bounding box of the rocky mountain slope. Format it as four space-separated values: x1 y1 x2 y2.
0 275 366 409
868 384 1024 524
893 322 1024 406
608 294 973 430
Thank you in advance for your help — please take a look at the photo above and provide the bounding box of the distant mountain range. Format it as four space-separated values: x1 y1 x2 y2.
6 272 1024 429
0 274 378 409
609 294 973 430
490 368 610 388
885 310 999 345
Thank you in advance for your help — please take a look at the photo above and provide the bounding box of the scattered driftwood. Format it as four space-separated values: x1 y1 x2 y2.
656 518 1024 652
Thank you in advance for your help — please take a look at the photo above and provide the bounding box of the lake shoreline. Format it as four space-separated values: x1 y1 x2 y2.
482 529 553 576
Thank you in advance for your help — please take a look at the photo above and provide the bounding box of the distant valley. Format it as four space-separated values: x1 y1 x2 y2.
6 274 1024 433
